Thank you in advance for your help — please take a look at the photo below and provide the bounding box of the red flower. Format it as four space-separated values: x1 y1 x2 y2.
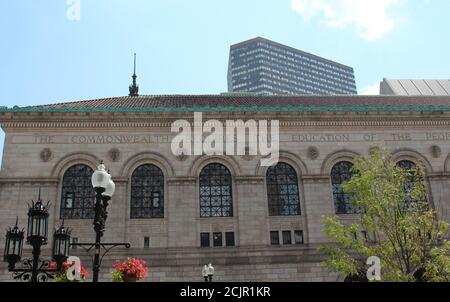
50 261 90 278
113 258 149 280
49 262 57 270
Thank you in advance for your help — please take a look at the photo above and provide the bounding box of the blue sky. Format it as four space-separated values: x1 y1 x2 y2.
0 0 449 167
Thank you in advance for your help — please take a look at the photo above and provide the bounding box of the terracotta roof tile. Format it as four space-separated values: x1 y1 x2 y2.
3 95 450 113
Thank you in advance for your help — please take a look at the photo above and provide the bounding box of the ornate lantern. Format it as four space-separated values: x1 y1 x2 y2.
91 161 110 192
103 178 116 200
52 222 71 270
4 218 24 270
27 199 49 245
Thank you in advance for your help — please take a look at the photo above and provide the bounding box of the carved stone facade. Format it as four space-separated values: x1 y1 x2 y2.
1 96 450 282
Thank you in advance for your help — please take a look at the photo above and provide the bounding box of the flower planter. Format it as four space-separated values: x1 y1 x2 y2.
122 274 139 282
112 258 149 282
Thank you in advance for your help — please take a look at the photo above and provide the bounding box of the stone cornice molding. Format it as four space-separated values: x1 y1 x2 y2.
111 177 129 183
1 111 450 129
3 120 450 130
167 177 197 185
301 175 330 183
0 177 59 185
1 174 447 185
235 176 265 185
427 172 450 180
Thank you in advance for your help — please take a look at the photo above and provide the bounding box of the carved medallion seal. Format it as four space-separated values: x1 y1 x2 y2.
40 148 52 162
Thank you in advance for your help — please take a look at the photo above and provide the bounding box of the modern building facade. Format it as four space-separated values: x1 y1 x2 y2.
380 79 450 96
227 37 357 95
1 95 450 282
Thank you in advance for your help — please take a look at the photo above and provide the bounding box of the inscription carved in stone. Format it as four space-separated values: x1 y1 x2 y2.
9 132 450 145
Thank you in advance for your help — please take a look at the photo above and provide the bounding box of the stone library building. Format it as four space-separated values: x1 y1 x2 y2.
1 94 450 281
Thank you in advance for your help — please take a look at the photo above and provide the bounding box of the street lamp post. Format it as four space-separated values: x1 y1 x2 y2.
4 162 130 282
70 161 130 282
3 193 69 282
90 161 112 283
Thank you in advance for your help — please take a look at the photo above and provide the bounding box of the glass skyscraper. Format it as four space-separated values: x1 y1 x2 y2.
227 37 357 95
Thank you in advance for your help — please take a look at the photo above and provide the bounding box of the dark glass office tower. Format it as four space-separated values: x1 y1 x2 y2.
227 37 357 95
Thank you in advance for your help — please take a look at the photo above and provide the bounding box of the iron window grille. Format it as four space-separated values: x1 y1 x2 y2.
331 161 360 214
131 164 165 219
397 160 426 210
266 162 301 216
199 163 233 217
60 164 95 219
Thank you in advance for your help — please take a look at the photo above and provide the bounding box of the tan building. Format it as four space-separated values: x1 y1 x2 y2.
0 95 450 282
380 79 450 96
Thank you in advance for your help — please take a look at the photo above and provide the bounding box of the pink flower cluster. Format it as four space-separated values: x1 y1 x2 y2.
113 258 149 280
50 261 90 278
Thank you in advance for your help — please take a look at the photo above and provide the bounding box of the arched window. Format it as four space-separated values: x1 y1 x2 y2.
60 164 95 219
397 160 417 171
266 162 301 216
131 164 165 219
199 163 233 217
397 160 425 207
331 161 357 214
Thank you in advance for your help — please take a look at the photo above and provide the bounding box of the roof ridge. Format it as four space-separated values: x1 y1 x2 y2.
3 95 450 112
34 94 450 107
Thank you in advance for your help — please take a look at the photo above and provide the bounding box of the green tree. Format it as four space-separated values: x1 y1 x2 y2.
321 148 450 282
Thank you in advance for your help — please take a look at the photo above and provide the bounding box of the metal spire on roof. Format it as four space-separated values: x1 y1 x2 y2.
129 53 139 97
